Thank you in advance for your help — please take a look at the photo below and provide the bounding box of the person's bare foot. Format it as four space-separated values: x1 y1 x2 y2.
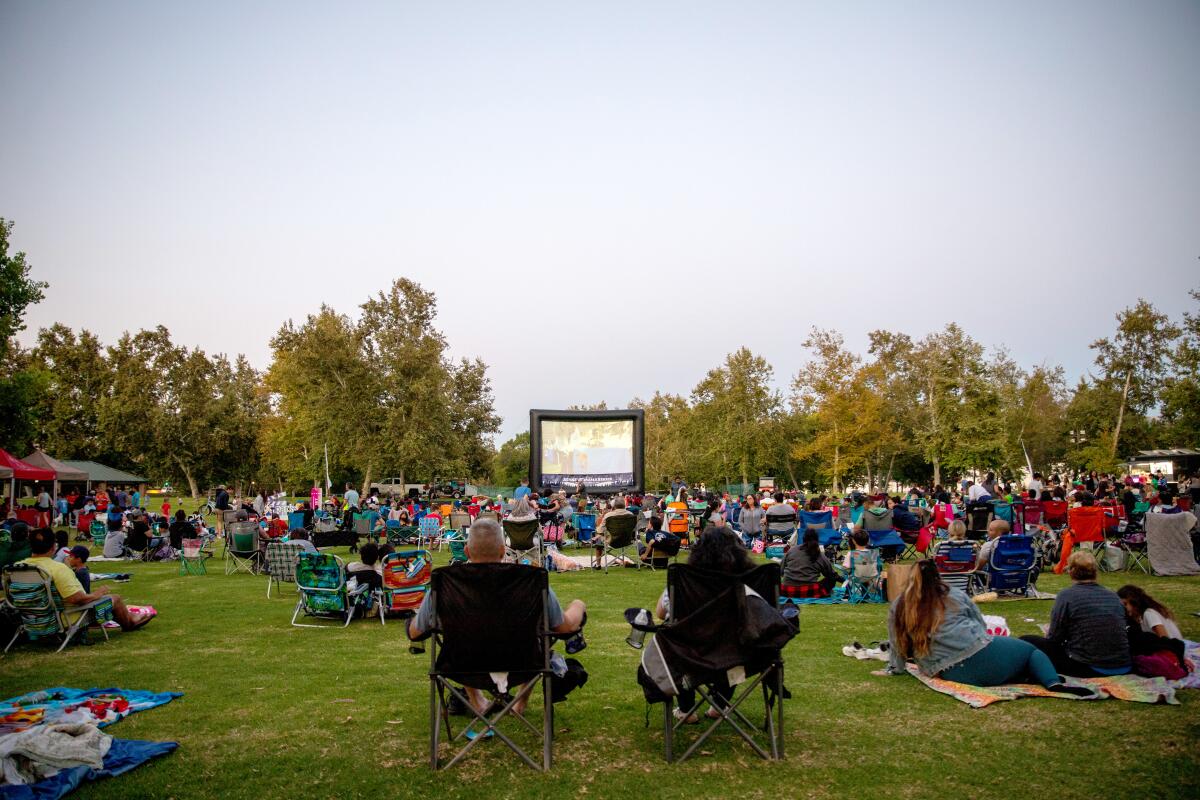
123 613 153 631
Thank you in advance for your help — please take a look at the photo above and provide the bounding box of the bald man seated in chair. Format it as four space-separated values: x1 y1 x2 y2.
407 518 586 715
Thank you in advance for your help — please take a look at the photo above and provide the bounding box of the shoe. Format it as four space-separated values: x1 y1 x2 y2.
464 727 495 740
1047 682 1102 700
672 709 699 724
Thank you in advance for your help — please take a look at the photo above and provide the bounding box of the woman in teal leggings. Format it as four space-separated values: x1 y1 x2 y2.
885 559 1100 698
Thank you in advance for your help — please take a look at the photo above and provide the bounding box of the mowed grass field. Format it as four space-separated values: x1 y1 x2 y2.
2 527 1199 800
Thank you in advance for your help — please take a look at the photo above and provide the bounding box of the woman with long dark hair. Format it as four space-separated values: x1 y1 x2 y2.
884 559 1098 697
781 528 838 598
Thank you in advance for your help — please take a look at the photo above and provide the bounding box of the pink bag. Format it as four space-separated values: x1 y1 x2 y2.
751 539 765 554
1133 652 1188 681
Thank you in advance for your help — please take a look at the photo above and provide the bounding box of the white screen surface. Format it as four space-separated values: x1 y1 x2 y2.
540 419 634 476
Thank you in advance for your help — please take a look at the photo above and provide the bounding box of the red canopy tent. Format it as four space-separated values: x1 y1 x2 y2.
1 449 56 525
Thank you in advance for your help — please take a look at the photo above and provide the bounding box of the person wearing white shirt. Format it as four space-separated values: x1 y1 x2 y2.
967 482 989 502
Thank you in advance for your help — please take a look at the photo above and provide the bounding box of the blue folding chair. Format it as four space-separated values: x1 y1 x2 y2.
573 512 596 545
867 528 904 561
288 511 306 530
799 510 833 531
934 541 979 595
986 534 1036 596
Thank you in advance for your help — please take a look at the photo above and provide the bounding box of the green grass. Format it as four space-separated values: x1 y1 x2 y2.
2 547 1198 800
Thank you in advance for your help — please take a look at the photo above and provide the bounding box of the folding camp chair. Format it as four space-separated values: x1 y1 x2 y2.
89 521 107 549
764 508 798 548
934 541 979 595
291 552 370 627
449 512 472 534
503 518 542 566
1041 500 1069 531
178 538 211 576
643 531 682 570
986 535 1036 596
376 547 432 624
1116 530 1150 574
287 510 307 531
1066 506 1106 553
265 541 305 598
2 564 113 653
224 522 262 575
599 513 639 573
844 549 884 603
814 528 845 562
353 514 378 544
964 504 992 542
444 529 468 564
419 563 556 771
418 516 443 550
1021 500 1043 531
799 510 833 532
386 522 419 546
867 528 905 562
652 563 789 764
573 512 597 545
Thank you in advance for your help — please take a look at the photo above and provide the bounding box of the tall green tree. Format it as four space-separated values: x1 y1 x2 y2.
1090 300 1180 458
31 324 111 459
0 219 47 361
688 347 780 487
491 431 531 487
1162 289 1200 446
0 219 50 453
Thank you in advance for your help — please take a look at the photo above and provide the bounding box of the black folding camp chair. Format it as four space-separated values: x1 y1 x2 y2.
652 563 790 764
600 513 639 573
503 518 542 566
417 563 555 771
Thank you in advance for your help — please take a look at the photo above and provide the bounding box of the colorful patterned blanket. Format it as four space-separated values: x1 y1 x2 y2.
0 688 179 799
906 666 1180 707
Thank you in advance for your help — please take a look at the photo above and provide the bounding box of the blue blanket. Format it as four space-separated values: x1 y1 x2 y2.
0 688 180 800
0 739 177 800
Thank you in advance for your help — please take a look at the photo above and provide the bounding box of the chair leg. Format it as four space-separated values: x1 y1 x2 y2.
430 677 441 769
543 666 553 771
5 626 25 653
664 695 674 763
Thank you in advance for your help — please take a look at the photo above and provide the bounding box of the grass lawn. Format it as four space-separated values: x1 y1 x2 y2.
2 543 1198 800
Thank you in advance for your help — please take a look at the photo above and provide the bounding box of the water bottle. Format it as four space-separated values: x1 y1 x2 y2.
626 609 650 649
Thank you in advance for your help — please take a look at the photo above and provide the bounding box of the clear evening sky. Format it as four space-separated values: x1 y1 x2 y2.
3 1 1198 441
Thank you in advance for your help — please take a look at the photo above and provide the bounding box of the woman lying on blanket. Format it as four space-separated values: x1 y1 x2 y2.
1117 585 1190 680
881 559 1100 698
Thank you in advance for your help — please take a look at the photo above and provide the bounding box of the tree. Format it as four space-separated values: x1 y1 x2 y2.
0 219 47 361
491 431 531 487
1090 300 1180 458
631 392 691 490
263 279 500 494
689 348 780 487
0 218 50 452
31 324 112 459
1162 289 1200 446
791 329 861 492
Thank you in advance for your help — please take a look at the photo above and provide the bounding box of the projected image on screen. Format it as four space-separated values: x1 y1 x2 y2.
539 418 634 490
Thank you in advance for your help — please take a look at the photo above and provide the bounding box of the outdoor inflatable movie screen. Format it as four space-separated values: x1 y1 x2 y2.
529 409 645 493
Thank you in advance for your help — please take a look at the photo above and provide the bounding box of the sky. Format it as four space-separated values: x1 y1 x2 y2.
3 0 1198 442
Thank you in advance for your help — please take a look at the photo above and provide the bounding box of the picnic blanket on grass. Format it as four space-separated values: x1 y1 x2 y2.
906 666 1178 707
0 689 179 800
1145 511 1200 576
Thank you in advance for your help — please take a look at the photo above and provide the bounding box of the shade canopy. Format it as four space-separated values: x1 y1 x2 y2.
0 449 56 481
22 449 89 482
58 460 148 485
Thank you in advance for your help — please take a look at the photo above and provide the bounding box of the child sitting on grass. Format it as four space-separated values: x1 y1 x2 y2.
1117 585 1189 680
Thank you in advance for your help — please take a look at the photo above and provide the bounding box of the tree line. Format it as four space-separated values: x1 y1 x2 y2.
492 301 1200 492
2 218 1198 495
